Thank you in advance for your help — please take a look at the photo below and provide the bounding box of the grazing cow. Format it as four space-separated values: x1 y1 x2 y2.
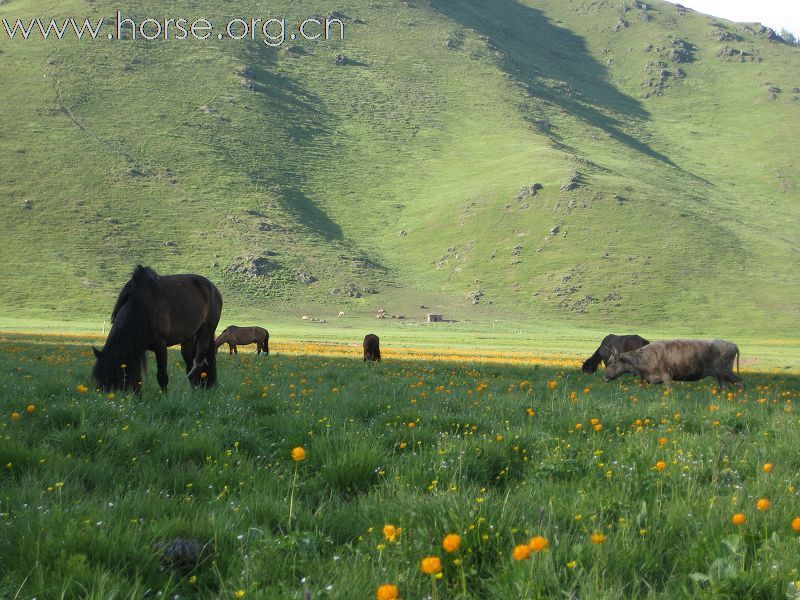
363 333 381 362
603 339 743 391
582 334 650 374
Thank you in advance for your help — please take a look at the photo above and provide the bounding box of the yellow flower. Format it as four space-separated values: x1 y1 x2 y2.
547 380 558 390
10 412 20 421
383 524 402 542
591 532 607 545
732 513 746 525
583 387 591 393
575 423 583 430
107 393 116 401
76 384 89 393
593 423 603 432
442 533 461 553
756 498 771 511
234 591 246 599
792 517 800 532
420 556 442 575
513 544 531 560
567 560 578 569
658 437 668 446
408 422 416 429
188 575 197 584
528 535 549 553
291 447 307 462
655 461 667 471
26 404 36 414
763 463 774 473
376 584 400 600
399 442 407 450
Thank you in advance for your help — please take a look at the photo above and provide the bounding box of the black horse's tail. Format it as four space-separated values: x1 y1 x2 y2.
582 349 603 374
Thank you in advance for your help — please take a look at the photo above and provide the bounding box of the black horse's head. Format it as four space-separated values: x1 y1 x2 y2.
92 345 143 393
581 357 600 374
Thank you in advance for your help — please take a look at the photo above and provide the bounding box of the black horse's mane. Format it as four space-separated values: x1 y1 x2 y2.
111 265 163 322
103 266 163 375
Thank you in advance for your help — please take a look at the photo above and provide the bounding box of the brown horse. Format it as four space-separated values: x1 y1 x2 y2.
92 265 222 394
363 333 381 362
215 326 269 355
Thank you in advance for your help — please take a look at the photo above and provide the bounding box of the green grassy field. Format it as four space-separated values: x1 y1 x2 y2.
2 1 799 595
2 338 800 598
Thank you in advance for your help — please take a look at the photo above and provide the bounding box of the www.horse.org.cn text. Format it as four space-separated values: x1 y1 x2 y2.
1 11 346 47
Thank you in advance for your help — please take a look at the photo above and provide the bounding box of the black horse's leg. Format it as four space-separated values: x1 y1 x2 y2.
228 342 234 355
181 340 194 373
197 324 217 388
154 346 169 391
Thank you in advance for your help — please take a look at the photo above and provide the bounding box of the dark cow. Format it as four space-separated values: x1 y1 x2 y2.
582 334 650 374
363 333 381 362
603 339 743 391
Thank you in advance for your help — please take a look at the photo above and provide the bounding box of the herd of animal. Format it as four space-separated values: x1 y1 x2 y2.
582 333 743 392
91 266 743 394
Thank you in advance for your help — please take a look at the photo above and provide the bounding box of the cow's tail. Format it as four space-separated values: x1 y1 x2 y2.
582 349 603 374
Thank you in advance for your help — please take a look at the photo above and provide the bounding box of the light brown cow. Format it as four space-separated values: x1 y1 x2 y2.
603 339 743 391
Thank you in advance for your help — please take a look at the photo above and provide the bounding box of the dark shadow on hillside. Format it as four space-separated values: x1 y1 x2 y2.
428 0 678 167
233 43 344 242
280 186 343 239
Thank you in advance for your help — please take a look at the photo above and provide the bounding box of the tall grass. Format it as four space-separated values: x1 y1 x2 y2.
1 339 799 597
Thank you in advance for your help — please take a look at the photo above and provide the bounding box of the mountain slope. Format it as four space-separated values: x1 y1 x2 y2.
0 0 797 335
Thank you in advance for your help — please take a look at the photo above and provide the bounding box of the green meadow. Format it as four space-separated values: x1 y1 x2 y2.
1 0 799 596
1 338 800 598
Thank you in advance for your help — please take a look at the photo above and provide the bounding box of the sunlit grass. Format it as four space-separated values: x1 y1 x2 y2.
1 338 799 597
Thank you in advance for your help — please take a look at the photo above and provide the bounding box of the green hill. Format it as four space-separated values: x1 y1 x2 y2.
1 0 798 337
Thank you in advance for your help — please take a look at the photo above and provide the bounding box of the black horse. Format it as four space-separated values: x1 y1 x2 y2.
92 266 223 394
363 333 381 362
582 334 649 374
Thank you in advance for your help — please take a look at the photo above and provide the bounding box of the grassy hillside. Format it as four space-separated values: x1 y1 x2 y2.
0 0 798 336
